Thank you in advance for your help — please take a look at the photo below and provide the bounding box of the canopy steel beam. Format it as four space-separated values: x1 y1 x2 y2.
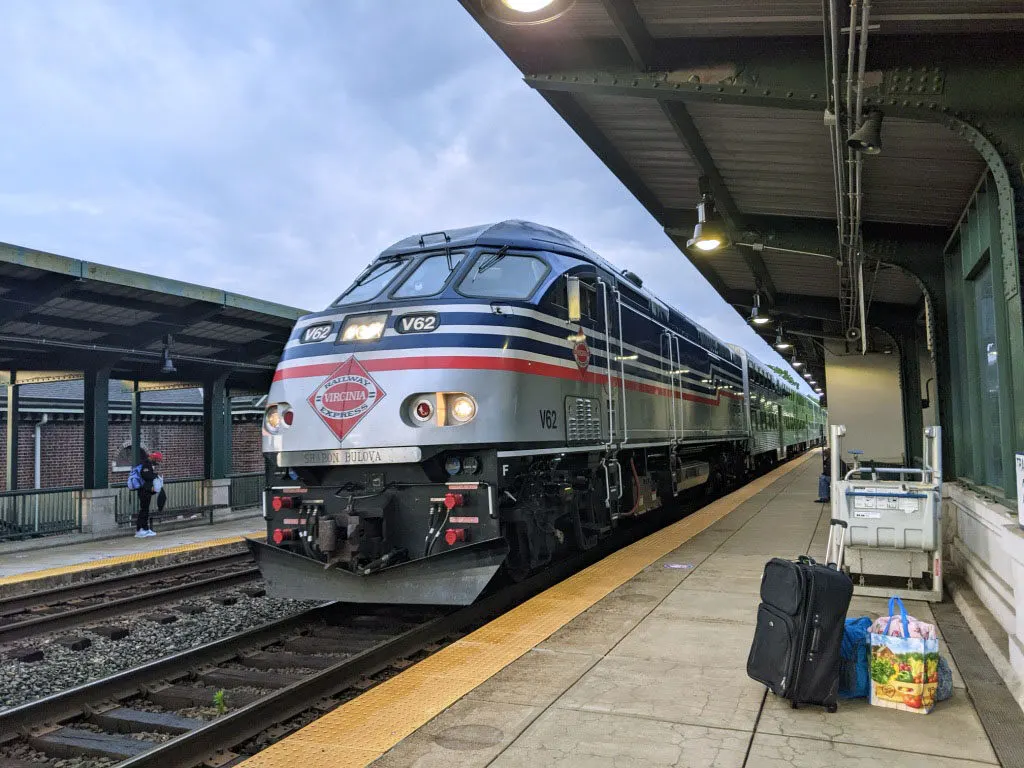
0 274 82 325
659 100 774 304
523 49 1024 119
94 301 228 350
598 0 655 71
539 90 672 222
725 290 914 325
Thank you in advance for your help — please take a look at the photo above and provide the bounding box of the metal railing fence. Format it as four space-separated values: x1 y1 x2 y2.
113 477 206 526
229 472 263 510
0 487 82 540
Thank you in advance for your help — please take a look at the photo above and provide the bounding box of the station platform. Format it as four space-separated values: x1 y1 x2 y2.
239 450 1018 768
0 516 263 589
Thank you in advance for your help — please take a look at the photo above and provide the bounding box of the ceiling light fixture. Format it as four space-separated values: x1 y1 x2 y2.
749 292 771 326
848 109 884 155
482 0 576 24
686 176 730 254
161 334 177 375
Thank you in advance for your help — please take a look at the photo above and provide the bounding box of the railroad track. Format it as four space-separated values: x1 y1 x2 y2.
0 466 781 768
0 553 260 644
0 510 659 768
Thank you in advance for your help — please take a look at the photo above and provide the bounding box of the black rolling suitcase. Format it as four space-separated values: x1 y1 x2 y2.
746 519 853 711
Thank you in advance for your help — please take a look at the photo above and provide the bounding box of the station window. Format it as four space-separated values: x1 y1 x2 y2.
391 253 466 298
459 253 549 299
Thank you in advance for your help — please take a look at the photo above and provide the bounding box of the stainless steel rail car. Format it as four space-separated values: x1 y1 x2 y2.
248 221 824 605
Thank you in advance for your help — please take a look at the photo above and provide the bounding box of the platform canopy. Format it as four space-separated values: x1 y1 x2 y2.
0 241 305 392
458 0 1024 405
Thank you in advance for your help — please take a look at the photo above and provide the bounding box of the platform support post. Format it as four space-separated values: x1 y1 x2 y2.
224 387 233 476
130 380 141 467
897 327 923 467
6 375 18 491
83 367 110 490
204 374 229 480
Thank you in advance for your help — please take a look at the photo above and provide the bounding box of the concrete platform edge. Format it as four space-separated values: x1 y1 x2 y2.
949 575 1024 715
0 507 261 556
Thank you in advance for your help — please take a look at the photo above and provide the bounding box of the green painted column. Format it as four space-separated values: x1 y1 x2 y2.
223 390 234 476
6 376 18 491
203 375 229 480
83 368 111 489
130 381 141 467
896 328 923 467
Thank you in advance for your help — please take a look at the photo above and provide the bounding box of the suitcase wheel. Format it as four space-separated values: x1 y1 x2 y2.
826 703 838 714
791 701 799 710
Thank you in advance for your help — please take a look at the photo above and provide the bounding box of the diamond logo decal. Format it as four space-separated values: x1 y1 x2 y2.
307 356 386 442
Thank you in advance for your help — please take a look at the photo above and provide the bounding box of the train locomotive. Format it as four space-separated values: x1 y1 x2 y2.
248 221 825 605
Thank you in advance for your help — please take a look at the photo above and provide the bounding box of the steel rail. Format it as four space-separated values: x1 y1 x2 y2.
0 605 336 737
0 567 260 643
0 552 253 615
117 502 702 768
0 458 796 768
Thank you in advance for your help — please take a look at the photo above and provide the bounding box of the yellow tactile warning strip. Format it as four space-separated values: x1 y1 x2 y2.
0 532 263 586
239 449 818 768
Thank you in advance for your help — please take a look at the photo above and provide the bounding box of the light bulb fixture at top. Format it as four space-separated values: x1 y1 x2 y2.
685 176 730 255
482 0 576 24
749 292 771 326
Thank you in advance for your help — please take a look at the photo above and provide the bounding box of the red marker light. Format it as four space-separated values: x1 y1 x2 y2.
444 528 466 546
415 401 432 420
282 410 294 426
443 492 463 510
272 528 287 545
271 496 283 512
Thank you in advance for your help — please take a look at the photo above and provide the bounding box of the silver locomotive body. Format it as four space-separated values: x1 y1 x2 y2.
249 221 821 605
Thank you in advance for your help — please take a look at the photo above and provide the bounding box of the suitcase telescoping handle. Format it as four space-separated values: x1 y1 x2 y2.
825 518 848 570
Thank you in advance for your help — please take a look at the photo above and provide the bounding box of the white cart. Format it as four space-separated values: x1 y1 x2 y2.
826 425 943 602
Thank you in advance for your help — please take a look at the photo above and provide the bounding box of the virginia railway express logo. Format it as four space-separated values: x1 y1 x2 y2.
572 328 590 371
307 357 386 441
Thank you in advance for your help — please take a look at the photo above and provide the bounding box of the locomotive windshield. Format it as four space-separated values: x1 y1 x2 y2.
334 257 409 305
392 252 466 298
458 253 549 299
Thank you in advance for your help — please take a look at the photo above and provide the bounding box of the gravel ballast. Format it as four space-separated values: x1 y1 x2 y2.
0 586 321 711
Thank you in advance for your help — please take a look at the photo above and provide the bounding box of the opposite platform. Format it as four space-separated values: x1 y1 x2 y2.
0 516 263 587
240 451 1008 768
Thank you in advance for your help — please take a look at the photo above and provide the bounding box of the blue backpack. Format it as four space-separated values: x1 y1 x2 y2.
839 616 872 698
126 463 144 491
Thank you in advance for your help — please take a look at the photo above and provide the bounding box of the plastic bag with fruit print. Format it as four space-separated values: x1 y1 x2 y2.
868 596 940 714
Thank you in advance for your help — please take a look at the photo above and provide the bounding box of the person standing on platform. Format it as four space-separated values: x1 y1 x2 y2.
134 450 163 538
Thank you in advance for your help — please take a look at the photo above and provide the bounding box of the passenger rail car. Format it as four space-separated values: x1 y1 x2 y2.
248 221 824 605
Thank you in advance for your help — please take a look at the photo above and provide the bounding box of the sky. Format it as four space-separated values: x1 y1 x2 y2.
0 0 814 395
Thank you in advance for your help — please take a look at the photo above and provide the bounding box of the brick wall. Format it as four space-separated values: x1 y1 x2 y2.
0 416 263 491
232 422 263 474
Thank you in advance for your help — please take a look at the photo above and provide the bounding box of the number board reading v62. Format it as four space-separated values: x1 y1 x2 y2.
300 324 334 343
395 312 440 334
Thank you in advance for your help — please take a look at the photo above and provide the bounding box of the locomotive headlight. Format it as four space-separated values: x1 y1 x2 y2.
449 394 477 424
340 312 388 343
462 456 480 474
444 456 462 475
265 405 281 433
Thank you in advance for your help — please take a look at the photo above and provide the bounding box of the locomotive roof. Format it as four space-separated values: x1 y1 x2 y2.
380 220 604 263
380 221 820 403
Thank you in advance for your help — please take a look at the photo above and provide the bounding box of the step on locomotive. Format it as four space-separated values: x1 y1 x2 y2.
248 221 825 605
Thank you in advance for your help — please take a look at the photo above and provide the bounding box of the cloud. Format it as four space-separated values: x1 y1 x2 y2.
0 0 815 395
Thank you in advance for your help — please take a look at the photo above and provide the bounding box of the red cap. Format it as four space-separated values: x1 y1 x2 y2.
149 451 163 462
